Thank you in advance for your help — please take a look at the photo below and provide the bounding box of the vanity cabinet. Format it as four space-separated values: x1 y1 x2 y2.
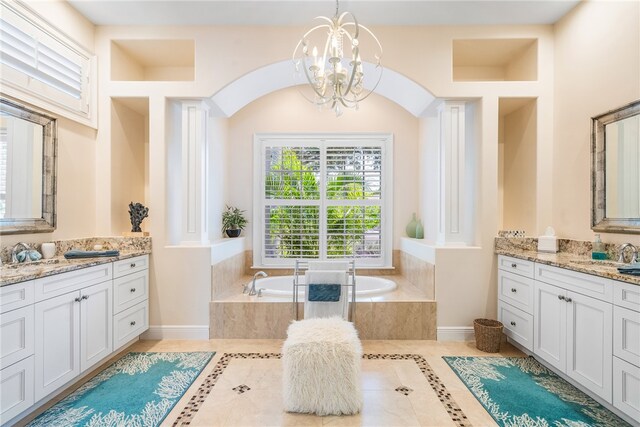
612 280 640 422
0 281 36 424
533 279 612 401
34 279 112 401
0 254 149 426
498 255 640 424
497 256 534 351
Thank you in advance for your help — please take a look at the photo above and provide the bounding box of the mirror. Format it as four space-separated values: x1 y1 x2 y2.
0 98 57 234
592 99 640 234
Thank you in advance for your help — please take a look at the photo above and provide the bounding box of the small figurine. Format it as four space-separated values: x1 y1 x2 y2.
128 202 149 232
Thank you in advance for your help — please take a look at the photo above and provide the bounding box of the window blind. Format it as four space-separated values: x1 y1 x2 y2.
0 1 96 127
0 18 83 99
257 137 391 267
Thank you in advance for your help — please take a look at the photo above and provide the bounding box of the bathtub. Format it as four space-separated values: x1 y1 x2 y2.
253 275 397 298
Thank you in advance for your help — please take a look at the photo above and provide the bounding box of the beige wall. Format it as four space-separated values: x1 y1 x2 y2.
110 100 148 233
0 0 96 249
15 5 637 331
501 100 537 234
226 86 420 250
553 0 640 244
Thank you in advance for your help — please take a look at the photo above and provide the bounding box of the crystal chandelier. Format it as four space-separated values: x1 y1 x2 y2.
293 0 383 116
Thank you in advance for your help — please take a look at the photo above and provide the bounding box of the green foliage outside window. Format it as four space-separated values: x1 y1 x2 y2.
265 148 381 259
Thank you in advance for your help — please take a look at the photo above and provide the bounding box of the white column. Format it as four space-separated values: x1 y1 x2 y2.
180 101 209 245
437 101 468 246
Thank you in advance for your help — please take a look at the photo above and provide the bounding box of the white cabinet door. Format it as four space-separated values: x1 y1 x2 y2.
0 355 34 424
566 291 613 402
80 282 112 373
34 292 80 401
534 280 566 371
0 305 34 369
613 356 640 422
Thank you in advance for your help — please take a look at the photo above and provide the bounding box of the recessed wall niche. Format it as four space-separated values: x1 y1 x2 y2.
110 40 195 81
111 97 149 234
498 98 537 235
453 39 537 81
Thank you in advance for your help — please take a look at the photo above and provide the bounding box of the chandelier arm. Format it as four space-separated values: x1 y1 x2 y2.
341 45 359 97
351 67 384 103
301 56 330 100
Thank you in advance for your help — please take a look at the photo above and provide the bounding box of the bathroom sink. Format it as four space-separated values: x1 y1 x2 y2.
569 259 621 268
2 258 63 270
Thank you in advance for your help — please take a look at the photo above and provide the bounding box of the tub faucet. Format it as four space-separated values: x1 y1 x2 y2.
248 271 267 296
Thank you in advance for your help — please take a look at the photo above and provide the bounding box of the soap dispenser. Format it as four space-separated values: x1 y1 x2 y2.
592 234 607 260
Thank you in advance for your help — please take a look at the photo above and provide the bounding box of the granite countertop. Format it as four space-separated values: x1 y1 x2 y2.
495 248 640 286
0 250 150 287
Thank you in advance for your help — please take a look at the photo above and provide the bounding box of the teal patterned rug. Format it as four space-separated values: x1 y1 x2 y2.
28 352 214 427
444 356 629 427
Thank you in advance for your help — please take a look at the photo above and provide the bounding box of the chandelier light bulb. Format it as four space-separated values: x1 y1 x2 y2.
293 0 383 116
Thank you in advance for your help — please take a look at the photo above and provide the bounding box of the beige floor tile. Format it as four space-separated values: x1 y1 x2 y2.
24 338 528 427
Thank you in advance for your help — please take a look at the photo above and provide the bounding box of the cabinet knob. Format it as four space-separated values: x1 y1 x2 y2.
130 263 136 268
511 263 517 268
565 297 572 303
558 295 565 300
81 295 89 300
510 321 516 326
511 288 517 293
74 297 81 302
130 288 136 293
130 321 136 326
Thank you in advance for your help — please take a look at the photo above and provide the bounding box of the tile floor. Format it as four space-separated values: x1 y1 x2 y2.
121 339 525 427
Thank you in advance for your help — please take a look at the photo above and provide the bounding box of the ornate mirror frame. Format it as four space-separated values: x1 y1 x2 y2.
591 99 640 234
0 98 57 235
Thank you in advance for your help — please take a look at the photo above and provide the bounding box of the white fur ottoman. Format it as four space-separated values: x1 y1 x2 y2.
282 317 363 416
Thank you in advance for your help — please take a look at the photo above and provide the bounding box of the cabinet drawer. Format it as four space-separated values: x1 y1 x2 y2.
34 263 112 302
498 255 534 278
498 301 533 351
498 270 534 314
113 301 148 351
535 263 612 303
0 355 34 425
0 281 34 314
113 270 148 315
113 255 149 279
613 356 640 422
614 305 640 367
0 306 34 370
613 281 640 313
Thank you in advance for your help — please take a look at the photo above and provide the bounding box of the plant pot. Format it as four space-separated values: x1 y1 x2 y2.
225 229 241 238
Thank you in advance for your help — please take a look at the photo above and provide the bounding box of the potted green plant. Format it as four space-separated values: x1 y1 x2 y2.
222 205 248 237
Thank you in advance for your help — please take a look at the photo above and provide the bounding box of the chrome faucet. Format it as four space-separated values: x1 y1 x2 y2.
618 243 638 263
247 271 267 296
11 242 31 263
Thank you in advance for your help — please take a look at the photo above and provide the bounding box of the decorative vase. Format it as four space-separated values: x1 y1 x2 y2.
415 221 424 239
226 229 241 238
406 213 418 238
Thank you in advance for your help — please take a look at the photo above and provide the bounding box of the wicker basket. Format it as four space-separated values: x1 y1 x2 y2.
473 318 503 353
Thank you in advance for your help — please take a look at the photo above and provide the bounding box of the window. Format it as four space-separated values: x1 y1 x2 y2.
254 134 393 267
0 1 96 128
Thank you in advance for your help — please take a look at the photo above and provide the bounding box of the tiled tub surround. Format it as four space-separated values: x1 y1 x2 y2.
0 237 152 286
210 250 436 339
495 237 640 286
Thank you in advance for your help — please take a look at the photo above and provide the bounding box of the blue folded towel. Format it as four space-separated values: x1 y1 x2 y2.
64 250 120 259
618 262 640 271
308 284 341 302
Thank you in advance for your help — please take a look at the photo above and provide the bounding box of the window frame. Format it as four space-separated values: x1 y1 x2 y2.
253 133 393 268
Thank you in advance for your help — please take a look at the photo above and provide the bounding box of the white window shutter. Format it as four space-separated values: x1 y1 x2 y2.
0 1 96 128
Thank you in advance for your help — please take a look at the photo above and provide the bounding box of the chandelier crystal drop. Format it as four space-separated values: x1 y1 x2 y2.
293 0 383 116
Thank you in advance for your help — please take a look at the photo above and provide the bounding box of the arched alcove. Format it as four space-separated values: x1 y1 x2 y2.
209 60 437 117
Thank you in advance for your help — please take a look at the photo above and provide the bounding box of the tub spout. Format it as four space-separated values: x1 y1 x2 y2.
249 271 267 296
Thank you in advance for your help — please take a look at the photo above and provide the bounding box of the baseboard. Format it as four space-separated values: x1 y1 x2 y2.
437 326 475 342
141 325 210 340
